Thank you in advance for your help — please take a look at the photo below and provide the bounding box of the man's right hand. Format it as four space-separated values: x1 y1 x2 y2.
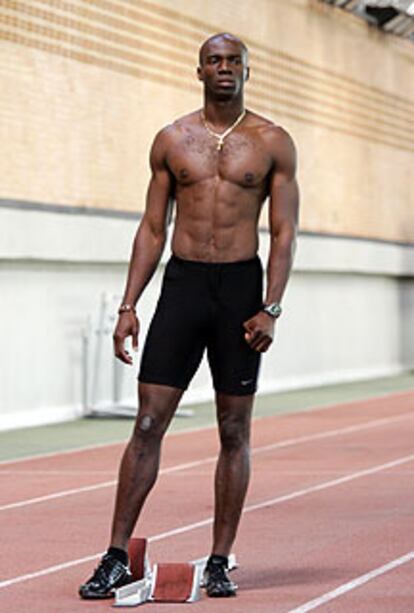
113 312 140 365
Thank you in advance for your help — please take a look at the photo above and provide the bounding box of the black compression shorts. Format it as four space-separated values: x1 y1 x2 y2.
138 254 263 396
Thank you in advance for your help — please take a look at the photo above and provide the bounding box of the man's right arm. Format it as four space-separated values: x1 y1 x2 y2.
114 128 174 364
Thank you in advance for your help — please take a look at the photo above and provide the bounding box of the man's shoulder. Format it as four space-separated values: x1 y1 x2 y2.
246 110 293 143
246 111 296 165
156 111 200 140
150 112 199 157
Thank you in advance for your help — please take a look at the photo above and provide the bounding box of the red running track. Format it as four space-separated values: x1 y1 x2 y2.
0 391 413 612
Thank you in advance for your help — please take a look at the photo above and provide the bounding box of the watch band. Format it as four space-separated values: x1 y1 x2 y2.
262 302 282 319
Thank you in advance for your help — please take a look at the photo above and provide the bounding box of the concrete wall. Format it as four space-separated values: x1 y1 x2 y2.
1 205 413 430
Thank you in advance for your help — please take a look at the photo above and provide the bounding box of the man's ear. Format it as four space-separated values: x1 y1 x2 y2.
245 66 250 82
197 66 203 82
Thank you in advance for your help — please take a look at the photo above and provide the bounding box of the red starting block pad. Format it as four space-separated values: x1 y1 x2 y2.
152 563 199 602
128 538 151 581
113 551 238 607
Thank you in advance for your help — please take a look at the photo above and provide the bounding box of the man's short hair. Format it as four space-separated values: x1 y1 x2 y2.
198 33 249 65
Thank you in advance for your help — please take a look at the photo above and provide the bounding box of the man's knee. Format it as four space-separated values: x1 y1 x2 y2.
219 418 250 452
132 412 164 442
216 394 253 452
138 414 154 433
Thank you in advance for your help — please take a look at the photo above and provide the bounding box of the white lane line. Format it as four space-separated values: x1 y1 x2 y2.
250 412 413 455
0 427 216 468
0 481 116 511
1 388 412 467
1 451 414 590
0 470 116 475
0 412 413 512
287 550 414 612
0 439 126 467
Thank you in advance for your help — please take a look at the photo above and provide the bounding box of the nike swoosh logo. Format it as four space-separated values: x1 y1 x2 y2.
241 379 253 386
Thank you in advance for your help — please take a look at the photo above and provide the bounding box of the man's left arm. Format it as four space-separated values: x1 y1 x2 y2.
244 128 299 352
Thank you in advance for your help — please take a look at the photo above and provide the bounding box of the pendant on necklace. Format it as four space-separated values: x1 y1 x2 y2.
217 139 224 151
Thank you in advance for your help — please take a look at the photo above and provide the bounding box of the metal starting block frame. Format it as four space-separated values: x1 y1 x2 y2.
113 538 238 607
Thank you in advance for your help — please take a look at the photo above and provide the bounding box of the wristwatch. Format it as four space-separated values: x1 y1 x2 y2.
262 302 282 319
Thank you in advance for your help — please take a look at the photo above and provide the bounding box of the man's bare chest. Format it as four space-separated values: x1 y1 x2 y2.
167 129 273 189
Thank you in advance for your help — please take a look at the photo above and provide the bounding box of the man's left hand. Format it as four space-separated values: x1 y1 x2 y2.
243 311 275 352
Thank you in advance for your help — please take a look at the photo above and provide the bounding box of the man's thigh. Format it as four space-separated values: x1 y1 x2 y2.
138 258 209 390
207 258 263 396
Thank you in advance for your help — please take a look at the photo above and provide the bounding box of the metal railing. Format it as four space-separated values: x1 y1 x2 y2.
81 292 193 419
320 0 414 39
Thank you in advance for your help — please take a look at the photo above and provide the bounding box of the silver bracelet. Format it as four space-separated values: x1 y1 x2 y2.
118 303 136 315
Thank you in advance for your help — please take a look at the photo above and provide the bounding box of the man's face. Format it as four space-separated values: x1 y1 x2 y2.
197 38 249 98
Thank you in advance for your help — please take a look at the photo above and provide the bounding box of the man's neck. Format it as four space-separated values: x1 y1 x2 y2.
203 97 245 129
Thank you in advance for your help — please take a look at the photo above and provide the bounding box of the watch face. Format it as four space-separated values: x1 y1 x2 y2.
265 303 282 318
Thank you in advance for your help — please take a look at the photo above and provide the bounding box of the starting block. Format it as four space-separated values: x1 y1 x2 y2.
113 538 238 607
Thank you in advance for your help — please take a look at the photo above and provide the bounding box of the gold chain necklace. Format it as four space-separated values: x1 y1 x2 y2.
201 109 246 151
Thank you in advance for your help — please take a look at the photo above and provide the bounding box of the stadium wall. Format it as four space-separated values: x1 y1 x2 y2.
0 0 413 429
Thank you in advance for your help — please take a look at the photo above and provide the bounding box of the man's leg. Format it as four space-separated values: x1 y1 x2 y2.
79 382 183 599
202 392 253 597
212 392 254 556
110 382 184 551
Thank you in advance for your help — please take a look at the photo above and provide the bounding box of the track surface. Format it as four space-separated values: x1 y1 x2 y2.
0 391 413 612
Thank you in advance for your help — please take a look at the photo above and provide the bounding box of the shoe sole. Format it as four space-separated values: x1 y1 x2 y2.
207 589 237 597
79 590 115 600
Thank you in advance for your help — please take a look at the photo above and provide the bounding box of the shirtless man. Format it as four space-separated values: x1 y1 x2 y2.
79 32 299 600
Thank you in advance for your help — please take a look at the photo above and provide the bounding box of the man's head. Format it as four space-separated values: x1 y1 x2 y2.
197 33 249 99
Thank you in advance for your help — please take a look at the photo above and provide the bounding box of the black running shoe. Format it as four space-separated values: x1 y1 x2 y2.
78 553 132 599
203 556 237 598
